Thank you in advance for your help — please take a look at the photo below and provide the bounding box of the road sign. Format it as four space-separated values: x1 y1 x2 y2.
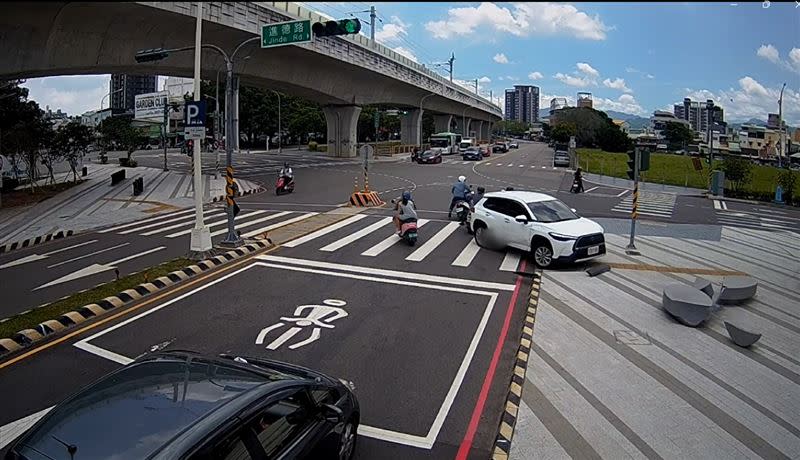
184 101 207 140
261 19 312 49
134 91 168 121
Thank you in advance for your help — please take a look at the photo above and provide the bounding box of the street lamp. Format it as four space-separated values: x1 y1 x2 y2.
135 35 260 247
269 90 282 154
100 87 123 110
419 92 436 147
778 82 786 168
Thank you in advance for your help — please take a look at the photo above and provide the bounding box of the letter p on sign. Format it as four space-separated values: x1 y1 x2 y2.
184 101 207 140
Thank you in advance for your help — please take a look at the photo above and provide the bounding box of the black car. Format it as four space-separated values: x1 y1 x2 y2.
417 149 442 164
462 147 483 161
5 351 360 460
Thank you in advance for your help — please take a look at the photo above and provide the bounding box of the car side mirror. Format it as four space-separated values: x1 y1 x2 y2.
515 215 528 223
321 403 343 423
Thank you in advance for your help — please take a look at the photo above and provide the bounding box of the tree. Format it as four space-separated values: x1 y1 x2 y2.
1 80 51 191
777 169 797 205
662 122 694 151
597 125 632 153
493 120 528 136
720 156 753 192
551 122 577 143
54 121 93 182
552 107 617 147
97 116 145 161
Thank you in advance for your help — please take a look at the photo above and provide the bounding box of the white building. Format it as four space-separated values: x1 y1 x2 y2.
81 108 114 128
163 77 194 98
650 110 690 140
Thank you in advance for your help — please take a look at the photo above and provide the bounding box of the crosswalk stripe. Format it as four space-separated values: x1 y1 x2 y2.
100 209 196 233
507 164 513 167
360 219 430 256
406 222 460 262
518 164 524 167
499 252 521 271
165 210 267 238
210 211 292 237
320 217 393 252
136 210 225 236
241 212 317 238
283 215 368 248
452 239 481 267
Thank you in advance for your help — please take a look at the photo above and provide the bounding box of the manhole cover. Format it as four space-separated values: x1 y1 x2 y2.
614 330 651 345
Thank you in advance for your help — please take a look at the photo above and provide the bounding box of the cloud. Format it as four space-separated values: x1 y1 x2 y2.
528 71 543 80
506 75 520 81
593 94 646 116
493 53 509 64
602 77 632 93
425 2 608 40
22 75 111 116
478 76 492 84
646 74 655 79
376 16 410 43
576 62 599 77
755 44 800 74
625 67 639 74
554 73 593 87
392 46 418 63
683 76 800 124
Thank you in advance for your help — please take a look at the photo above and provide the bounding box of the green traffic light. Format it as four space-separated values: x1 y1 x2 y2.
344 20 357 33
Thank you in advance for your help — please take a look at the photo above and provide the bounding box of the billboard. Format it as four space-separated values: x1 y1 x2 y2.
134 91 169 121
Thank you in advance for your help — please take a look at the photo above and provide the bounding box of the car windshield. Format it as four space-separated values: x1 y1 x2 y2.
421 150 436 157
465 147 480 153
527 200 578 223
429 139 449 148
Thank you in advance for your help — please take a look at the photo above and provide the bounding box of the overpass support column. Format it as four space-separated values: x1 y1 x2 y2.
323 105 362 158
400 109 423 146
433 114 453 134
470 120 483 140
454 117 471 136
480 122 490 141
232 76 240 154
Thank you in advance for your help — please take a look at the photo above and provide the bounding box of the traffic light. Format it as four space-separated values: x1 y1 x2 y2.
626 150 637 181
639 149 650 172
312 19 362 37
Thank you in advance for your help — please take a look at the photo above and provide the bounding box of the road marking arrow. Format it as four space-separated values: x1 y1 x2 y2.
0 240 98 269
34 246 165 290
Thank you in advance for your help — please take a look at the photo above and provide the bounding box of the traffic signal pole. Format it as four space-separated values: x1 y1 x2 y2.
626 147 640 253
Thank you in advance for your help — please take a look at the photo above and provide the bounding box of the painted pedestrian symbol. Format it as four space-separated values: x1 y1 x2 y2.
256 299 348 350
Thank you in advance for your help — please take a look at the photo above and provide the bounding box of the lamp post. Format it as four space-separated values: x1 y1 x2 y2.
778 82 786 168
136 36 259 248
189 2 211 254
270 90 282 154
419 92 436 147
100 87 123 110
706 100 714 194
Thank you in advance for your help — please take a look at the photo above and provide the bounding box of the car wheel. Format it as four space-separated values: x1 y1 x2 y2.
338 420 357 460
474 224 491 248
532 241 554 268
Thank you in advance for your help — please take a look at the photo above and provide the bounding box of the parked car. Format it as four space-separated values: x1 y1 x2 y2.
509 142 519 149
492 143 509 153
4 351 360 460
417 149 443 164
553 150 571 167
468 190 606 268
462 146 484 161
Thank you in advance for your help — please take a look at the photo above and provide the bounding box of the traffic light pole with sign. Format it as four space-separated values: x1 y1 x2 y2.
626 147 641 253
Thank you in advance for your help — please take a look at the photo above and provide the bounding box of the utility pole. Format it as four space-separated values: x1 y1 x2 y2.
189 1 212 254
778 82 786 168
448 52 455 82
162 98 170 172
370 5 376 44
473 78 478 94
626 147 641 254
706 100 714 194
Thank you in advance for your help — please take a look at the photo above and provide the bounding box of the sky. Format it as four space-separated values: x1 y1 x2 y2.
22 2 800 124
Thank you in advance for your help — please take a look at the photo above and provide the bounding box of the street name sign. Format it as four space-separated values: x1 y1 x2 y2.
261 19 312 48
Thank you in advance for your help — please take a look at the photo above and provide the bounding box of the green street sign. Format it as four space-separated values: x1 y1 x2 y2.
261 19 311 49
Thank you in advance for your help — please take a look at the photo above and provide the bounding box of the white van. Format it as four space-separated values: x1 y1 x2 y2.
458 138 475 153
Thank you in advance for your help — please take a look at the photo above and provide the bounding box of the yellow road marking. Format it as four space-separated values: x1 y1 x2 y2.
605 262 745 276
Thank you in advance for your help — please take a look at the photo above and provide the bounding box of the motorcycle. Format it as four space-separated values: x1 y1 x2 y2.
453 200 471 226
398 219 418 246
275 174 295 195
570 178 583 193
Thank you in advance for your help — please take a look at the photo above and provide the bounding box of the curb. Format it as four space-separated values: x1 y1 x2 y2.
708 194 798 209
0 240 270 356
211 185 266 203
0 230 74 255
492 270 542 460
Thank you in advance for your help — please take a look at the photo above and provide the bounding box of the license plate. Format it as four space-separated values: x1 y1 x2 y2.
587 246 599 255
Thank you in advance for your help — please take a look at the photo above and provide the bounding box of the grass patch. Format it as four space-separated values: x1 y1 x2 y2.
1 180 84 209
0 258 192 340
576 148 798 197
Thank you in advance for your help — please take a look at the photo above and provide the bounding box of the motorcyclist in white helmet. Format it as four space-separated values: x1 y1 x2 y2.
449 175 470 219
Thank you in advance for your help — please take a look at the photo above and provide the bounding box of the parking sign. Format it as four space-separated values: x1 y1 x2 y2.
184 101 207 140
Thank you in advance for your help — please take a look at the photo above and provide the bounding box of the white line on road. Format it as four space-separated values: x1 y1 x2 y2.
35 246 165 290
283 215 368 248
507 164 514 167
616 189 630 197
0 240 100 269
499 251 521 271
406 222 460 262
541 166 546 169
99 209 195 233
721 201 728 210
360 219 430 256
320 217 393 252
713 200 721 210
584 186 599 193
133 210 225 236
452 239 481 267
110 246 166 265
241 213 317 238
47 242 130 268
211 211 292 237
165 210 267 238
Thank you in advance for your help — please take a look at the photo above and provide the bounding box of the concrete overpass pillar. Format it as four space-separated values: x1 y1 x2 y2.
322 106 362 158
232 76 240 154
454 117 471 136
400 109 423 146
470 120 483 140
480 122 490 141
433 114 453 133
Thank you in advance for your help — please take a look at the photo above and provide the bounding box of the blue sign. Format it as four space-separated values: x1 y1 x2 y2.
185 101 206 127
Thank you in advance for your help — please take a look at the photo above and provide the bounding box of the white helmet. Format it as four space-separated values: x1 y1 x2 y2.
458 175 466 183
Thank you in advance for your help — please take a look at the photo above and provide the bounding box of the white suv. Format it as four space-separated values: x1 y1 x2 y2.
468 190 606 268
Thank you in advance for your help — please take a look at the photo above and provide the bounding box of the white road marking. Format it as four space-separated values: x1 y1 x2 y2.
713 200 721 210
721 201 728 210
211 211 292 237
320 217 393 252
241 212 317 238
452 239 481 267
406 222 460 262
47 242 130 268
99 209 195 233
35 246 165 290
499 251 521 271
136 210 225 236
518 164 524 168
584 186 599 193
361 219 430 256
165 210 267 238
507 163 513 167
0 240 99 269
283 214 368 247
541 166 546 169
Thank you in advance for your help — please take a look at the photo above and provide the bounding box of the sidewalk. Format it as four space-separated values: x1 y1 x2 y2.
0 164 263 245
583 172 706 196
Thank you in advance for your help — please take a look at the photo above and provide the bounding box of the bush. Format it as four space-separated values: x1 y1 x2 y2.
720 156 753 192
308 141 318 151
777 169 797 204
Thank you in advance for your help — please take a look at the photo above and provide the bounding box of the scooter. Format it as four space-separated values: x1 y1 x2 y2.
453 200 471 226
276 174 295 195
398 219 418 246
570 178 583 193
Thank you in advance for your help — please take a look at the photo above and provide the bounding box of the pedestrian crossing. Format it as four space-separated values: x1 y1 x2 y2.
99 208 318 241
280 214 526 274
714 206 799 233
611 191 676 218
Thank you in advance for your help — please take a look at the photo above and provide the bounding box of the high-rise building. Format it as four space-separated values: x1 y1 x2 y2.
110 74 157 113
673 97 724 133
504 85 539 124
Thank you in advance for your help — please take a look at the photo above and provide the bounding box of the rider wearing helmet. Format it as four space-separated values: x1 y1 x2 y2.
394 190 418 233
449 175 470 218
279 162 293 180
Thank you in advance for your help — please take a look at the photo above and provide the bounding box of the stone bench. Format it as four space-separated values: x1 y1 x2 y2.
692 276 714 298
717 276 758 304
724 321 762 347
662 284 713 327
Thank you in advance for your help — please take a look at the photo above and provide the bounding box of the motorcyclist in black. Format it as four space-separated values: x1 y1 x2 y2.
573 167 585 193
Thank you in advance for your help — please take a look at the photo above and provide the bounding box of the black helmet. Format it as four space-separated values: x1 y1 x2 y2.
477 186 485 194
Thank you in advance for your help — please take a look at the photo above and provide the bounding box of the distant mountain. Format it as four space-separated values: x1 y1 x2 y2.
729 118 765 130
